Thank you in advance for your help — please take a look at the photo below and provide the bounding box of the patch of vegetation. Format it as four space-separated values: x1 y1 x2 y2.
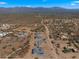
34 57 39 59
62 47 71 53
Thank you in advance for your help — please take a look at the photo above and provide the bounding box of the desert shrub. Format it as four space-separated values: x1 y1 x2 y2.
72 56 76 58
34 57 39 59
62 47 71 53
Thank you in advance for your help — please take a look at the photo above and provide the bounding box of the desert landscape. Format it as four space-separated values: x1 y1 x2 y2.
0 11 79 59
0 0 79 59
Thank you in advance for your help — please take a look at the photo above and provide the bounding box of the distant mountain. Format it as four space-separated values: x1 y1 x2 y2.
0 7 79 19
0 7 79 14
0 7 79 24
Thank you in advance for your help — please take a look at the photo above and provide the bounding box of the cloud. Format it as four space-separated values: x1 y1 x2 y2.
0 2 7 5
42 0 47 2
71 1 79 6
71 3 76 5
25 5 31 7
74 1 79 3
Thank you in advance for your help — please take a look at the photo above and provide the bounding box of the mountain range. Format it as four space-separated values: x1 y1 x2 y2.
0 7 79 15
0 7 79 24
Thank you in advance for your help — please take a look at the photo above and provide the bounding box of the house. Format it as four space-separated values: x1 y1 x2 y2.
0 24 10 30
0 32 12 37
60 32 69 40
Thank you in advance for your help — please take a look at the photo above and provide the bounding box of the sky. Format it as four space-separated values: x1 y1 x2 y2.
0 0 79 8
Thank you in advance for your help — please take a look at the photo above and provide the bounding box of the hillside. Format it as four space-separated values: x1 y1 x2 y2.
0 7 79 24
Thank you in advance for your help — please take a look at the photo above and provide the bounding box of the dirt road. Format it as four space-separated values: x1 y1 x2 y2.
41 20 58 59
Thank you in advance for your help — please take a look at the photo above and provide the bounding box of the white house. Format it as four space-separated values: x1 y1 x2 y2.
0 32 12 37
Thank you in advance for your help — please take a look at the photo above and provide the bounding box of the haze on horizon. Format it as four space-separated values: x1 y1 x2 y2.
0 0 79 9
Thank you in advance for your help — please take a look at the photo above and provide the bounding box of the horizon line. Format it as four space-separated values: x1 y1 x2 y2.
0 6 79 9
